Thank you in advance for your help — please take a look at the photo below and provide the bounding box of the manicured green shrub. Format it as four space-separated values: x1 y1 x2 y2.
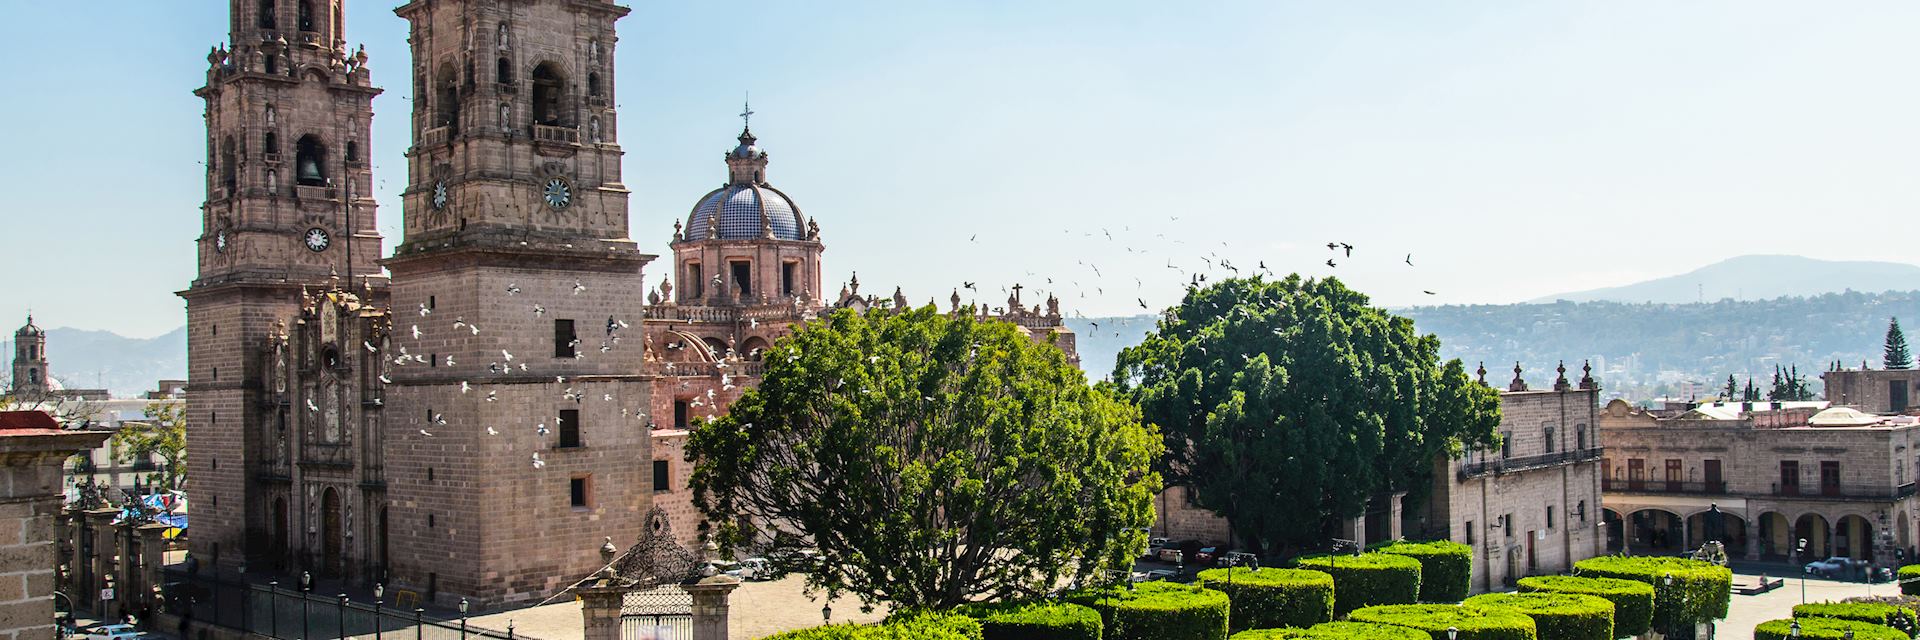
1517 575 1654 638
1197 567 1334 630
1795 602 1920 636
1465 592 1613 640
1064 581 1232 640
1348 604 1536 640
1294 553 1422 615
764 612 984 640
954 601 1102 640
1901 565 1920 596
1227 621 1428 640
1755 617 1906 640
1573 555 1731 632
1372 540 1472 603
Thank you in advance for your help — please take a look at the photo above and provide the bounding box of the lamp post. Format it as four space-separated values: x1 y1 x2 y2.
1789 620 1801 638
269 580 279 639
1447 626 1459 640
458 598 469 640
373 584 383 640
1663 573 1679 639
821 602 832 624
337 594 348 640
1797 538 1810 604
301 571 312 640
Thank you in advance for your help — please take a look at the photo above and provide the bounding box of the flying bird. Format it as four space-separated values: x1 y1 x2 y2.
1340 243 1353 257
506 283 521 295
573 280 587 294
1405 254 1414 266
533 304 546 316
1326 259 1337 268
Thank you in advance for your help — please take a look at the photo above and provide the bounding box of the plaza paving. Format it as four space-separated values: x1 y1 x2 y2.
1715 570 1894 640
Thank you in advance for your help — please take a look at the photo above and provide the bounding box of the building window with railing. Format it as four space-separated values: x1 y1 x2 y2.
1779 460 1799 495
1820 461 1840 496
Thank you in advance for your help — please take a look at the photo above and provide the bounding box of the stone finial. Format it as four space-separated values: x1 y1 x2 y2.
808 217 820 240
673 220 684 242
1047 293 1061 318
1553 360 1571 391
660 274 674 304
707 216 721 240
1476 362 1487 385
892 286 908 310
1509 362 1528 392
950 289 962 313
599 536 619 565
849 272 860 295
1579 360 1597 390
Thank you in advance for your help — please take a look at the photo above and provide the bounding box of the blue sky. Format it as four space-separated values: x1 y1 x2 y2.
5 2 1920 338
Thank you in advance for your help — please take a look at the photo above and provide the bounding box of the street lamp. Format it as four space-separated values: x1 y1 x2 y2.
1797 538 1810 604
1447 627 1459 640
337 593 348 640
1789 620 1801 637
458 598 470 640
373 584 384 640
301 571 312 640
822 602 833 623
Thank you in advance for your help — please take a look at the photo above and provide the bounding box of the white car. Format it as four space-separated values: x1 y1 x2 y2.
86 624 141 640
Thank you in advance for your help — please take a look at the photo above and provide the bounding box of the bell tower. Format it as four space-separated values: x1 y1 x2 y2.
385 0 655 606
182 0 383 572
10 316 48 398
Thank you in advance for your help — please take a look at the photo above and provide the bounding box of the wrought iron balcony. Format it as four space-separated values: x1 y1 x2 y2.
1602 479 1726 495
1458 447 1604 479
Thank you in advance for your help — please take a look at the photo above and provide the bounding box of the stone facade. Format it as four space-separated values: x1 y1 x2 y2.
0 412 110 640
1598 388 1920 567
1821 366 1920 414
1411 363 1605 593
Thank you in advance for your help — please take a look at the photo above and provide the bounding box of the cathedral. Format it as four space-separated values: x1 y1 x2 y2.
183 0 1075 607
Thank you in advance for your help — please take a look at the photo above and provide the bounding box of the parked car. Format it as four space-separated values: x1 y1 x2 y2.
1194 547 1220 565
731 557 776 581
1141 569 1177 582
1155 546 1184 563
1219 551 1259 568
1141 537 1169 560
86 624 141 640
1804 556 1854 577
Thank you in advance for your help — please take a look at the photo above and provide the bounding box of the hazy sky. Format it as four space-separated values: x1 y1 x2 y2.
5 2 1920 338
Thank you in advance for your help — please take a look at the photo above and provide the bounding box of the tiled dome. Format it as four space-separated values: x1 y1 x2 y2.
686 184 804 240
683 128 807 241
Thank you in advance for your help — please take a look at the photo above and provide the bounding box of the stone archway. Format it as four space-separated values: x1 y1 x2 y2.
1836 514 1874 560
1795 513 1832 559
1758 511 1793 560
1602 509 1625 553
1630 508 1684 552
1686 509 1748 557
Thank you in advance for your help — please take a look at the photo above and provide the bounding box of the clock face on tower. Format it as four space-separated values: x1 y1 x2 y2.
544 177 572 210
432 181 449 210
304 228 331 252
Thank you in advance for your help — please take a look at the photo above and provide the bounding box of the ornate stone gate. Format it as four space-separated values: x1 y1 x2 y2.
578 509 739 640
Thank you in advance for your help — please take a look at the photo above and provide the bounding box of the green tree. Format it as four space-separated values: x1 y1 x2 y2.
1112 275 1501 554
689 306 1162 610
1723 375 1738 400
1887 317 1911 370
110 401 186 491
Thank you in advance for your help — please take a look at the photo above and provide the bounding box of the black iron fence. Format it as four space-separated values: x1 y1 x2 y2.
619 587 691 640
162 569 533 640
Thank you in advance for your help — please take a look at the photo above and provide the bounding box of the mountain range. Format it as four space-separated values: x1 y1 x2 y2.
1529 254 1920 304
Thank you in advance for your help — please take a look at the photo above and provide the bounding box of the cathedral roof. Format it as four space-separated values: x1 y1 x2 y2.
683 129 808 242
15 315 42 338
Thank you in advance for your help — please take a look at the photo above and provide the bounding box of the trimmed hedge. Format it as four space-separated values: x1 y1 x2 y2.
1228 621 1428 640
1755 617 1906 640
1294 553 1422 615
1573 555 1731 632
1348 604 1536 640
1465 592 1613 640
1901 565 1920 596
954 601 1102 640
1516 575 1654 638
1373 540 1472 603
1197 567 1334 630
1795 602 1920 636
1064 581 1232 640
764 613 985 640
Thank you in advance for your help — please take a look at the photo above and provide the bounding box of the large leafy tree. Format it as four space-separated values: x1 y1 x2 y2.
1112 275 1500 554
111 401 186 491
1887 317 1911 370
689 306 1162 610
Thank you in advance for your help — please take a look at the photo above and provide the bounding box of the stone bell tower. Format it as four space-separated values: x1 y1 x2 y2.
385 0 655 606
181 0 383 573
10 316 48 398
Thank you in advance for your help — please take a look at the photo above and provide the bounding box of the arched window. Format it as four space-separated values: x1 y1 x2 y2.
258 0 276 29
588 73 602 97
531 62 566 125
436 63 460 133
298 0 315 32
497 57 512 84
344 140 358 162
294 135 327 186
221 136 238 192
264 132 278 155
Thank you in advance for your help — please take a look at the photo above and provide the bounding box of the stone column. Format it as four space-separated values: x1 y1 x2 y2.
575 576 630 640
684 574 741 640
0 415 109 640
84 508 117 619
1387 491 1408 541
